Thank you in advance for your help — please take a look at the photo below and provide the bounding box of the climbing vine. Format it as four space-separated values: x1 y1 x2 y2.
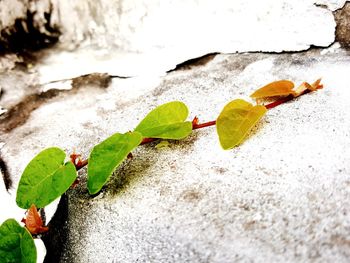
0 78 323 262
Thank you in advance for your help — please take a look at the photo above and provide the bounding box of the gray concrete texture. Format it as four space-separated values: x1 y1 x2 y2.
2 1 350 58
335 2 350 47
1 0 350 262
1 46 350 262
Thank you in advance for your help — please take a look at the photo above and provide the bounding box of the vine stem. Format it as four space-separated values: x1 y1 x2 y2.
264 89 312 110
73 89 314 171
192 120 216 130
75 159 88 170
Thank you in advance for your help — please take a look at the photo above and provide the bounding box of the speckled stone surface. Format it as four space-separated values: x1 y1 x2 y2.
335 2 350 47
1 47 350 262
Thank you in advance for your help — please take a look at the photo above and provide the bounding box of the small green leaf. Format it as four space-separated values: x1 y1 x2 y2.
87 132 142 194
134 101 192 139
0 219 36 263
16 147 77 209
216 99 267 149
155 140 170 149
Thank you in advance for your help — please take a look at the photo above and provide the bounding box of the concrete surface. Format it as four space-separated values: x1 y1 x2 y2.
1 0 346 53
36 0 340 80
52 0 337 52
335 2 350 47
1 1 350 262
1 0 348 79
1 45 350 262
0 0 58 52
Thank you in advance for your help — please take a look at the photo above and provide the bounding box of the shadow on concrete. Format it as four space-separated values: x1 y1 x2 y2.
42 194 69 263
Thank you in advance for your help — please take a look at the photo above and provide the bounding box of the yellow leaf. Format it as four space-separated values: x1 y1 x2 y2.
250 80 295 99
216 99 267 150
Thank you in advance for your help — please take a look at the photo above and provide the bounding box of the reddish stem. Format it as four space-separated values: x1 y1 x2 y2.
140 137 157 145
75 159 88 170
265 90 311 110
192 120 216 130
265 95 293 109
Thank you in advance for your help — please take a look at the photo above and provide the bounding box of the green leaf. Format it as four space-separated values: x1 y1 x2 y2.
0 219 36 263
16 147 77 209
216 99 267 149
134 101 192 139
87 132 143 194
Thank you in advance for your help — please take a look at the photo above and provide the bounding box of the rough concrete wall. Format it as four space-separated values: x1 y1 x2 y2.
0 0 348 54
0 0 27 29
0 0 59 52
1 0 349 79
52 0 337 52
1 1 350 263
335 2 350 47
1 47 350 263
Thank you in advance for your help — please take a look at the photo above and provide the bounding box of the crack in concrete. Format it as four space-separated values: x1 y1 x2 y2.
166 53 219 73
0 89 61 132
41 73 131 89
0 154 11 191
314 2 332 9
0 73 117 132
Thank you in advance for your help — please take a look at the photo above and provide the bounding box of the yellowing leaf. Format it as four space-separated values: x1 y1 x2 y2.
134 101 192 140
87 132 142 194
216 99 267 149
310 78 323 91
250 80 295 99
293 78 323 97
